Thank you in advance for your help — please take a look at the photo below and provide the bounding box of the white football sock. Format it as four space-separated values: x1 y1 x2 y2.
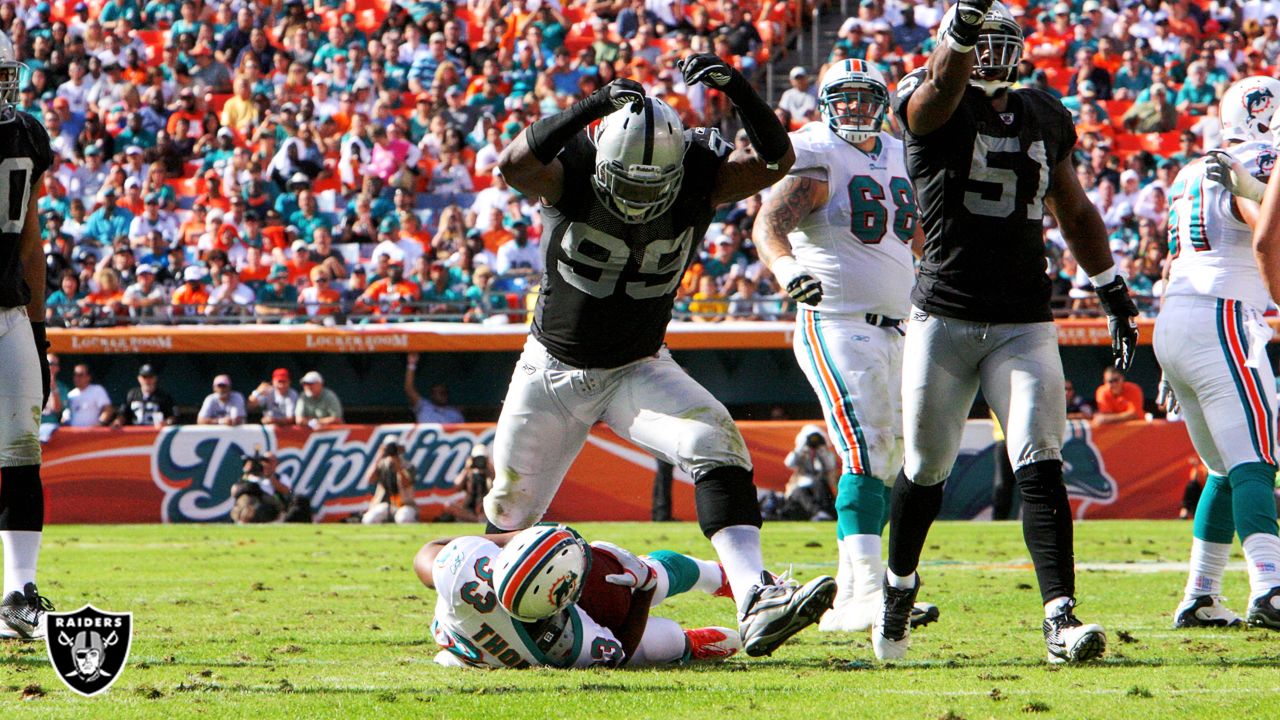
1241 532 1280 602
886 568 917 590
846 535 883 598
1044 596 1071 618
1183 538 1230 602
709 525 765 613
1 530 41 597
690 557 728 595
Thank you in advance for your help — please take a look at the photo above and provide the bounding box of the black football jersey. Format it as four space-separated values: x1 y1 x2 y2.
0 110 53 309
532 128 730 368
894 70 1077 323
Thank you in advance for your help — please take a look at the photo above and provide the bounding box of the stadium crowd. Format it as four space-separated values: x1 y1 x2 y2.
6 0 1271 326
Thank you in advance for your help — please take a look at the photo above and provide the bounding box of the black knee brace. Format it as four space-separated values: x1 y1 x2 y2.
0 465 44 532
695 465 761 538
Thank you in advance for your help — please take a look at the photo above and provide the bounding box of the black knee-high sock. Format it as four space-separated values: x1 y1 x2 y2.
887 469 945 578
0 465 44 531
1015 460 1074 603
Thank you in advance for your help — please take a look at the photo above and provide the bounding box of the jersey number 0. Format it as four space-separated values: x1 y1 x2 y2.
0 158 32 233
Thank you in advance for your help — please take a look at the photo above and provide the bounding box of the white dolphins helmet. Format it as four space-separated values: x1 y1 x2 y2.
0 31 25 123
939 0 1023 96
592 96 687 224
1221 76 1280 144
491 524 590 622
819 59 889 145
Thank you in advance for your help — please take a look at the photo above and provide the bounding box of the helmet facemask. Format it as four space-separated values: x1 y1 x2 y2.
971 23 1024 96
593 154 685 224
821 81 889 144
0 61 25 123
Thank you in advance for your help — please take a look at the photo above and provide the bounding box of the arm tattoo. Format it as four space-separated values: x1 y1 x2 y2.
762 175 818 238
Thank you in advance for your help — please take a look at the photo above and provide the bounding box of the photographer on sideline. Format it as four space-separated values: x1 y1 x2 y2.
782 424 838 521
362 440 418 524
231 450 287 523
441 444 495 522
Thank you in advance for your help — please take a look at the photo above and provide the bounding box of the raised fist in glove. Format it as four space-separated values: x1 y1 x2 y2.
599 78 646 113
679 53 741 91
1205 150 1266 203
771 256 823 306
590 541 657 592
1095 276 1139 371
945 0 997 50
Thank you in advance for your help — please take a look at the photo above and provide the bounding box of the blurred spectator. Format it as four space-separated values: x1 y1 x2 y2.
112 364 176 427
248 368 299 427
172 265 211 318
64 364 113 427
206 266 255 316
1094 367 1145 425
198 374 247 426
462 265 508 324
779 67 818 125
359 258 420 316
122 264 167 319
1065 379 1095 420
300 266 342 323
41 354 68 432
296 371 343 428
493 220 541 277
405 353 465 424
255 264 299 319
781 424 837 521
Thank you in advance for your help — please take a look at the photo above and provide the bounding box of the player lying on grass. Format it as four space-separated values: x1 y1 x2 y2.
414 524 744 669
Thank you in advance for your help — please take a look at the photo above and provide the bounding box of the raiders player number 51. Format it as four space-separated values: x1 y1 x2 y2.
870 0 1140 664
0 30 57 640
488 53 837 657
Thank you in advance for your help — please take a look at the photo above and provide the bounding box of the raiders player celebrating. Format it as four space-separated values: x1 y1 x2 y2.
873 0 1139 663
0 31 57 640
490 53 836 657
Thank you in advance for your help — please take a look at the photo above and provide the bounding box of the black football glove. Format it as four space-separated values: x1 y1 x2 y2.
679 53 743 93
599 78 645 113
1095 277 1139 371
946 0 997 49
772 257 823 306
32 321 49 406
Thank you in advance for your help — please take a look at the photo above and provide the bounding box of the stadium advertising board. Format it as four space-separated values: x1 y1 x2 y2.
40 421 1195 523
45 318 1216 354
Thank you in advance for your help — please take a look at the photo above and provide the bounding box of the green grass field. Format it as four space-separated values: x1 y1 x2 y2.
2 521 1279 719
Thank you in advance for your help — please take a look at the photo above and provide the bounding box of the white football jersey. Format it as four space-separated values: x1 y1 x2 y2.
787 122 917 319
430 536 624 669
1165 140 1275 312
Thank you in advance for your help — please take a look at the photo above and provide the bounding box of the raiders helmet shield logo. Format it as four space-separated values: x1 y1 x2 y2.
44 605 133 697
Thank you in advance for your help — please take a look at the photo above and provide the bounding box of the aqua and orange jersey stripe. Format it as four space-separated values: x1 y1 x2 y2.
799 311 870 475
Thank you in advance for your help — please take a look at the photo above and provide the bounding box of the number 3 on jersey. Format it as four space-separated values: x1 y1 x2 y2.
848 175 916 244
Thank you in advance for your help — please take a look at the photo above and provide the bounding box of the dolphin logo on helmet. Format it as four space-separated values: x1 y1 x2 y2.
1222 76 1280 144
591 97 687 224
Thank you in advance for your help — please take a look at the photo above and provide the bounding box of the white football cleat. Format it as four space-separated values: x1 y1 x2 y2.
1248 586 1280 629
738 571 836 657
1172 595 1244 628
1043 600 1106 664
0 583 52 640
684 626 742 661
872 575 917 661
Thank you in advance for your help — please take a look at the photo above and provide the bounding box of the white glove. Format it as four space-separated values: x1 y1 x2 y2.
1205 150 1267 203
1157 372 1180 415
771 256 823 306
589 541 657 592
